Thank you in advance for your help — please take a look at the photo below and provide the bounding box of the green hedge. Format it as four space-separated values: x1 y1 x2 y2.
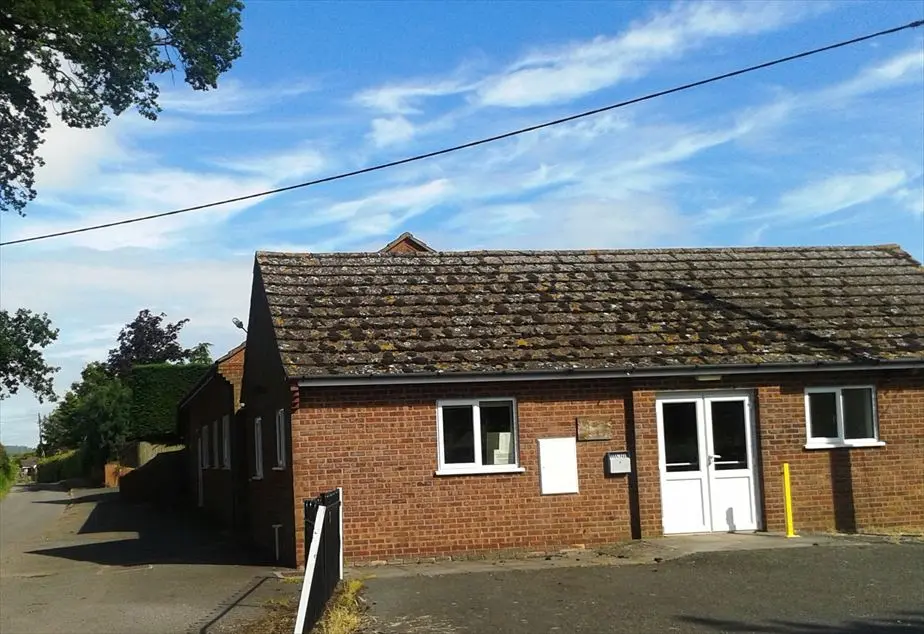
37 449 84 483
0 443 15 498
129 363 210 440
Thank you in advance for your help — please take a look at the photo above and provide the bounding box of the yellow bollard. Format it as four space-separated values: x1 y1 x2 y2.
783 462 797 538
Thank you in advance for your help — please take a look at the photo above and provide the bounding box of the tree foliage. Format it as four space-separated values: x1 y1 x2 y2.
39 362 131 463
1 0 243 214
108 309 211 377
0 308 59 402
39 309 211 469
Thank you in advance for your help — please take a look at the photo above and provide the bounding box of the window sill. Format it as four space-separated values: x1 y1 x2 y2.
271 466 286 471
804 440 885 450
250 476 263 481
434 466 525 477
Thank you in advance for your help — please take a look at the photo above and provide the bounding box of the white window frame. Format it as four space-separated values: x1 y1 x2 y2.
253 417 264 480
212 420 220 469
804 386 883 449
200 425 209 468
435 398 524 476
273 409 286 470
221 415 231 469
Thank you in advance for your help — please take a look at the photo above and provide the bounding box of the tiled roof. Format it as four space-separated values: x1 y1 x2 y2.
255 245 924 378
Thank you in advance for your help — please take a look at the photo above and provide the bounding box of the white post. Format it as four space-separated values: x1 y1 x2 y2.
272 524 282 562
293 505 326 634
337 487 344 580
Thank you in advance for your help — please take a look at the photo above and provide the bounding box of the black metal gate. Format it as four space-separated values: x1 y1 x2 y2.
299 488 342 633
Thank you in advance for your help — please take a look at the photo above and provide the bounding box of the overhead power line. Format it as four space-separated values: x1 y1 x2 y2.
2 19 922 248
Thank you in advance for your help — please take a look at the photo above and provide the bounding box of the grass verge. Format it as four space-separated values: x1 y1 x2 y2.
233 578 366 634
317 578 365 634
0 475 13 500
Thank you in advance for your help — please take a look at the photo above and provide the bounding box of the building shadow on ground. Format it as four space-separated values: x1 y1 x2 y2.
26 489 267 568
680 612 924 633
31 491 113 505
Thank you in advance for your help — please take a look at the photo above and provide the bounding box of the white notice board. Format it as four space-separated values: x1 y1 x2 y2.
538 437 579 495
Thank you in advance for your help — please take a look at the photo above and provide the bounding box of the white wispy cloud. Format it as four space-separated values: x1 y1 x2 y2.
33 116 129 192
774 169 910 220
1 168 273 250
355 1 823 114
158 78 316 116
368 116 417 147
477 1 817 107
295 179 453 237
25 67 141 194
214 145 327 182
441 194 693 250
3 138 329 251
822 47 924 104
892 184 924 216
354 79 470 115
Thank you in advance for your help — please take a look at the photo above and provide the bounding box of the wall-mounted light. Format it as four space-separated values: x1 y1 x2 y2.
695 374 723 382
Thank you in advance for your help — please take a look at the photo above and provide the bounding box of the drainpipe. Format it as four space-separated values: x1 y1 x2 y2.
272 524 283 562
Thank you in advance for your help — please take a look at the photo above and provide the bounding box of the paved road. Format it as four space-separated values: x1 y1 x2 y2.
364 543 924 633
0 484 71 552
0 485 276 634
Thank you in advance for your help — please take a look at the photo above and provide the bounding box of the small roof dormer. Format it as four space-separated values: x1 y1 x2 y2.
379 232 436 254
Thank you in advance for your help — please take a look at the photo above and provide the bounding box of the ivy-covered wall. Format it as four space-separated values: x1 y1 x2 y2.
129 364 210 440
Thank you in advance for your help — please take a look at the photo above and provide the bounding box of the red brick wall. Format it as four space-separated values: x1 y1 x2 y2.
629 371 924 537
757 373 924 534
218 346 245 409
291 381 633 564
289 369 922 564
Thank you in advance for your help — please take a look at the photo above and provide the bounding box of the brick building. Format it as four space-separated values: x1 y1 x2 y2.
178 343 247 530
237 235 923 567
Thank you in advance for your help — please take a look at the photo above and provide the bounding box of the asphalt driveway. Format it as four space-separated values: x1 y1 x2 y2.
363 542 924 633
0 485 283 634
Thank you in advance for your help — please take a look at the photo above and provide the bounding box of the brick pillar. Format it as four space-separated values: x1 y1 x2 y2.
632 388 663 537
756 384 786 533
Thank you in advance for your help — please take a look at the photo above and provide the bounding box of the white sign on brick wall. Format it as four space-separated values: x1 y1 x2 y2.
538 437 579 495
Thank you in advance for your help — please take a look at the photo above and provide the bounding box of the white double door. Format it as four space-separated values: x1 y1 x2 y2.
657 392 760 534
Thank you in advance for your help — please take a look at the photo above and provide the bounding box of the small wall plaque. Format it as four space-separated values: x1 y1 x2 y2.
576 416 614 441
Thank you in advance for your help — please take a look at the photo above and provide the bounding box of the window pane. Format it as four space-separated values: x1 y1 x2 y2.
808 392 838 438
710 401 748 471
843 388 875 440
663 402 700 472
442 406 475 464
480 402 515 466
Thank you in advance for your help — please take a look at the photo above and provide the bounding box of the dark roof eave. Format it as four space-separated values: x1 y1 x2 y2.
294 358 924 387
177 365 219 411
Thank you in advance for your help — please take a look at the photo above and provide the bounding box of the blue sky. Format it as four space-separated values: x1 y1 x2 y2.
1 1 922 446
